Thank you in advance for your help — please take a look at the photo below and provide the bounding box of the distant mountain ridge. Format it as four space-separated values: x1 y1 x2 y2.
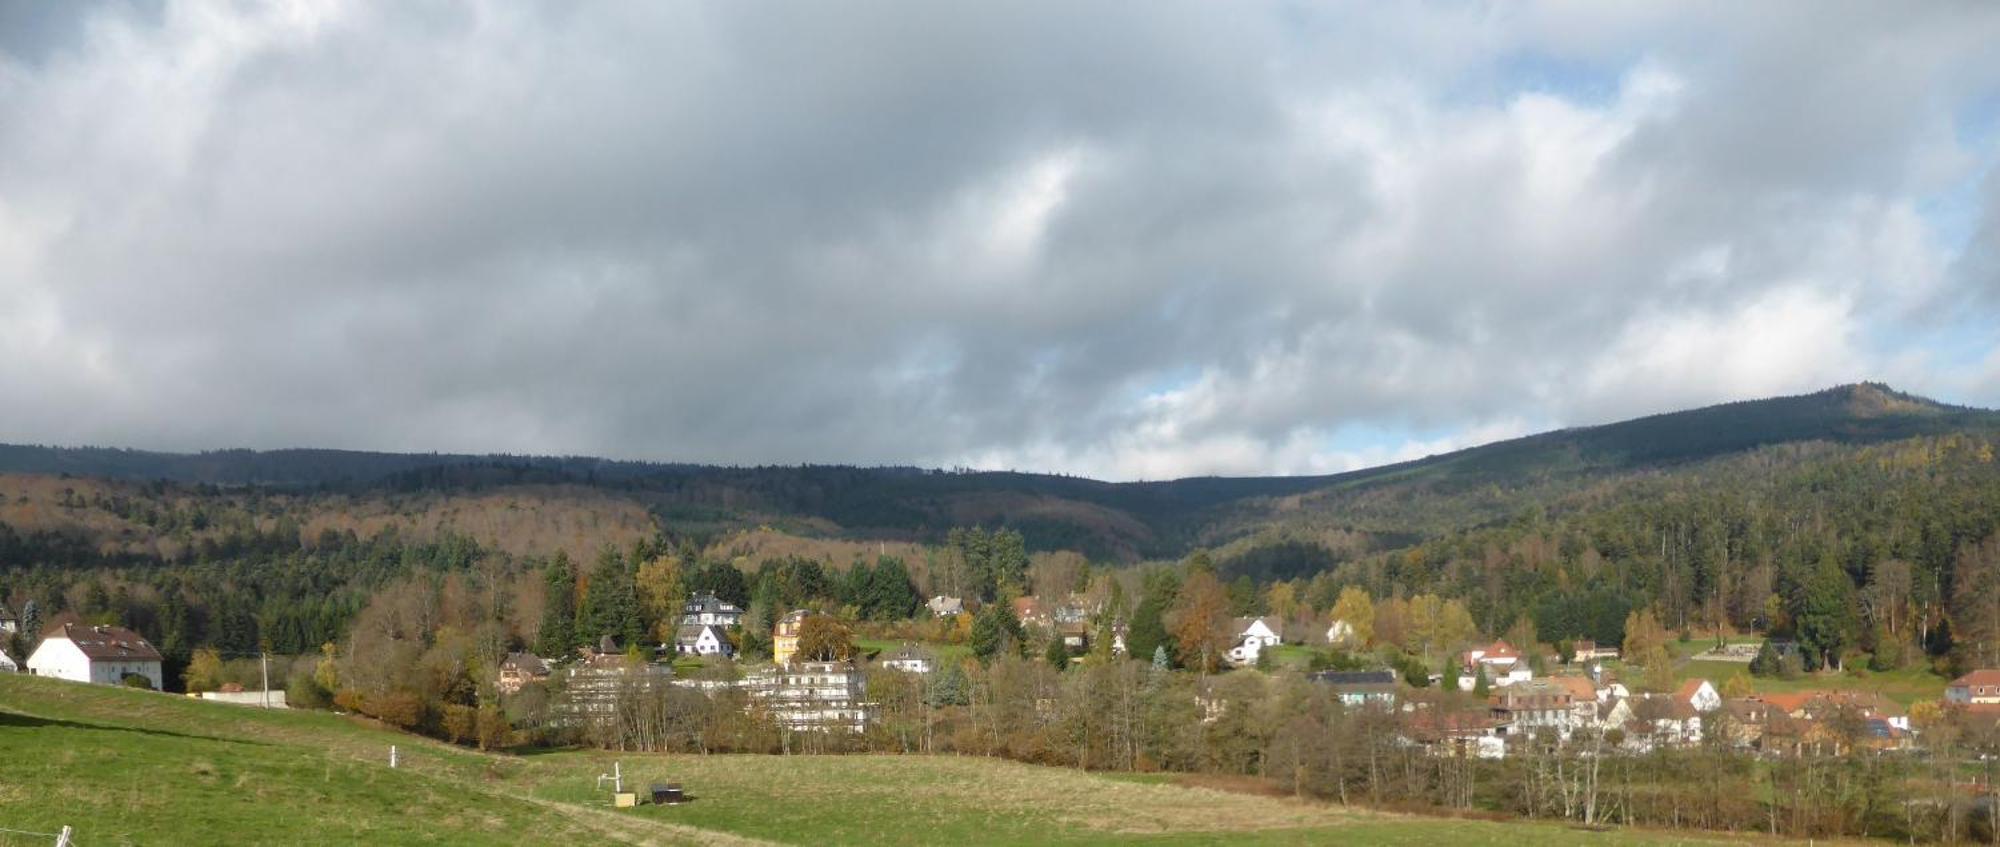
1 383 1994 559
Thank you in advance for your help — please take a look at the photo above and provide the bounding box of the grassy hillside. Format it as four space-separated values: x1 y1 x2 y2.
0 674 1754 846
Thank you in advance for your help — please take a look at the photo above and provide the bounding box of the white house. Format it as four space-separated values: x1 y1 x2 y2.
675 624 735 658
1674 678 1722 713
0 649 17 673
26 621 164 690
880 643 934 674
1325 618 1357 647
1225 617 1284 666
1458 640 1533 690
679 593 742 628
0 603 17 634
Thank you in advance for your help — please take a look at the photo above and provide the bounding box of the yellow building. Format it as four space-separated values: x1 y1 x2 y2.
773 609 810 667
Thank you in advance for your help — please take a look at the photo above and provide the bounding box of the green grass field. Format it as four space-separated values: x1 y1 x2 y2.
855 638 973 664
0 674 1790 845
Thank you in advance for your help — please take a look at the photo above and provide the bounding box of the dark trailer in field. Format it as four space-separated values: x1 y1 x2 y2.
651 783 685 805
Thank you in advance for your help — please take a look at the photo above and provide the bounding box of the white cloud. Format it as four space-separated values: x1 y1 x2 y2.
0 1 1997 479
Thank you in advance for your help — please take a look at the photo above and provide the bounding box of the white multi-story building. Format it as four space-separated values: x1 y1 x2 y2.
742 661 870 732
25 621 164 690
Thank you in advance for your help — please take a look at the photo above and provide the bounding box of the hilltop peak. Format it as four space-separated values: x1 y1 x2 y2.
1819 382 1950 418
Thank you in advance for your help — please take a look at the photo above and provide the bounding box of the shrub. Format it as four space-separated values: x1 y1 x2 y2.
121 673 155 690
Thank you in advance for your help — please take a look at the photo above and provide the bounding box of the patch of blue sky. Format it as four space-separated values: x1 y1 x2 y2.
1440 48 1628 111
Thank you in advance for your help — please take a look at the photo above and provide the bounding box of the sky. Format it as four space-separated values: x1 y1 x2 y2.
3 1 2000 481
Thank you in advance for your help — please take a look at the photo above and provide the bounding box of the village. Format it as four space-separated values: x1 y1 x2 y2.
10 591 1983 764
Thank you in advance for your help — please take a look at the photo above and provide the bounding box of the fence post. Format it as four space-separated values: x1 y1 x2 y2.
55 825 72 847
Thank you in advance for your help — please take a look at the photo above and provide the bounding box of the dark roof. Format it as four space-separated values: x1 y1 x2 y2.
883 643 933 662
1307 670 1399 687
48 622 163 662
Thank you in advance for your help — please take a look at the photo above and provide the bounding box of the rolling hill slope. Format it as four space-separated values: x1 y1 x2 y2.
1 383 1992 561
0 674 1709 846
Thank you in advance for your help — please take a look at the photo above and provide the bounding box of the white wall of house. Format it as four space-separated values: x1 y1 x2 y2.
0 651 16 673
26 637 90 682
25 637 163 690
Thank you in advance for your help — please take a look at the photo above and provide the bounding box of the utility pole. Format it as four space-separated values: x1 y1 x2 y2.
260 651 271 708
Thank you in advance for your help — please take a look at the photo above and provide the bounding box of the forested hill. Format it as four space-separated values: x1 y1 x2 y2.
0 383 1994 559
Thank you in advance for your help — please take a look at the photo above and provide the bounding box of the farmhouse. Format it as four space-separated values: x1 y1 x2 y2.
676 624 735 658
0 649 16 673
1948 669 2000 704
26 620 165 689
926 595 964 618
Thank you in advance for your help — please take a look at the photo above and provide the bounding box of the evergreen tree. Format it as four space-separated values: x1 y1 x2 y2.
1796 552 1856 670
20 599 39 646
535 553 576 657
1127 590 1175 667
1151 644 1169 671
970 604 1024 663
1045 635 1069 669
581 548 643 647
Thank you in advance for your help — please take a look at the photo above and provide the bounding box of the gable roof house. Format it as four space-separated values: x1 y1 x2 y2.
26 620 164 690
1225 617 1284 666
1306 670 1399 708
1949 670 2000 705
1459 640 1533 690
0 649 16 673
1012 597 1052 628
676 624 736 658
926 596 965 618
879 643 934 674
1674 678 1722 713
0 603 16 634
680 593 743 628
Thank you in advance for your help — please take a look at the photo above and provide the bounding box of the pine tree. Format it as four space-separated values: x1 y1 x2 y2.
970 604 1023 663
535 553 576 657
1045 636 1069 670
581 548 643 648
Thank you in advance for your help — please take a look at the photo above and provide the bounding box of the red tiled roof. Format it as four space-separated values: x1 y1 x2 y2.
1548 676 1597 700
1951 669 2000 688
1674 678 1710 702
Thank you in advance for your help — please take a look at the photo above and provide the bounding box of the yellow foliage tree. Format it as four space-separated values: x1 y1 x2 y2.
633 554 686 641
1170 570 1235 673
1328 587 1375 648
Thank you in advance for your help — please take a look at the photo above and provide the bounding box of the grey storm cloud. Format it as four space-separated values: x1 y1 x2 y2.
2 1 1999 480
